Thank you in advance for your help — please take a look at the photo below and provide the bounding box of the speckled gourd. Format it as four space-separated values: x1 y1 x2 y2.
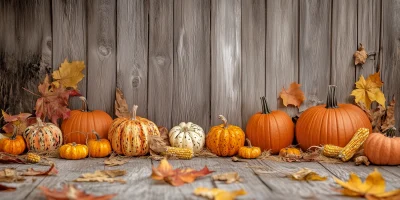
169 122 205 153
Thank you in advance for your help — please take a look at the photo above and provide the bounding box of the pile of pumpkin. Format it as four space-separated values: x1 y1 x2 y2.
0 85 398 166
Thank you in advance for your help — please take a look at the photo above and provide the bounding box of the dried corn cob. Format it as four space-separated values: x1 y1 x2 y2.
338 128 370 162
163 147 193 160
322 144 343 158
26 153 41 163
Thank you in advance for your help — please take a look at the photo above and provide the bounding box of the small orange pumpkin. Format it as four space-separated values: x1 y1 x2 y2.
87 130 112 158
238 139 261 159
279 147 302 159
0 128 26 155
364 130 400 165
59 142 88 160
206 115 245 157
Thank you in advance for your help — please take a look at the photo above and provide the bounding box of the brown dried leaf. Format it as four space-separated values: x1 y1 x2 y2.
104 154 128 167
289 168 327 181
21 164 58 176
1 110 36 135
0 152 26 164
0 168 25 182
115 88 130 118
381 96 396 133
279 82 306 108
355 156 370 166
212 172 242 184
158 126 170 146
39 184 116 200
194 187 247 200
74 170 126 184
0 184 16 192
354 43 368 65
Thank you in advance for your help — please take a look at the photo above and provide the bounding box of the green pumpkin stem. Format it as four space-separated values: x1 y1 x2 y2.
132 105 138 120
326 85 339 109
260 96 271 114
384 127 397 137
79 96 89 112
92 130 101 141
218 115 228 128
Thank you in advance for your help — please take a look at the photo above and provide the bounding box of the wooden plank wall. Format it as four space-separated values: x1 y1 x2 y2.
1 0 399 133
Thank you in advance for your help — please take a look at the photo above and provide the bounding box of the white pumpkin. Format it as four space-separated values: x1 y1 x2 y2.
169 122 205 153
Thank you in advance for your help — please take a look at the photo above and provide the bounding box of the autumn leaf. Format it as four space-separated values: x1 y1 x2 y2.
381 96 396 133
104 154 128 167
21 164 58 176
74 170 126 183
0 168 25 182
1 110 36 135
355 156 370 166
52 59 85 89
151 158 213 186
212 172 242 184
39 184 116 200
279 82 306 107
115 88 130 118
354 43 368 65
334 168 400 199
289 168 327 181
0 184 16 192
0 152 26 164
193 187 247 200
351 72 386 109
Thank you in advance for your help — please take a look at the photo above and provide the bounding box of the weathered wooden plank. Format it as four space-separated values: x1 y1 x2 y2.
0 0 51 125
87 0 116 116
356 0 381 78
211 0 241 126
241 0 266 128
331 0 357 103
265 0 299 117
299 0 331 102
148 0 173 128
381 0 400 135
53 0 87 109
173 0 211 131
117 0 148 117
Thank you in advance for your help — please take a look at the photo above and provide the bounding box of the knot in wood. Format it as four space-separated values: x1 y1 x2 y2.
98 45 111 56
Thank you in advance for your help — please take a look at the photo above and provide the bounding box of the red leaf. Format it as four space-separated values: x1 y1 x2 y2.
21 164 58 176
0 153 26 164
0 184 16 192
39 184 116 200
1 110 37 135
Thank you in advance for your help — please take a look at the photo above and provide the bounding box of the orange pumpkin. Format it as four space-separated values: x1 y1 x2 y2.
296 85 372 150
238 139 261 159
87 130 112 158
108 105 160 156
364 131 400 165
206 115 245 157
0 128 26 155
246 96 294 154
61 97 113 144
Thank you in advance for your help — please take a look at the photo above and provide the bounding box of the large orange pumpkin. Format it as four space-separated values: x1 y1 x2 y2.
296 85 372 150
364 131 400 165
108 105 160 156
61 97 113 144
246 96 294 154
206 115 245 156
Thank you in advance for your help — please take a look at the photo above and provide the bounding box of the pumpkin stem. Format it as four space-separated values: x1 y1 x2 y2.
245 138 253 148
72 142 77 146
92 130 101 141
326 85 339 109
260 96 271 114
132 105 138 120
79 96 89 112
384 127 397 137
36 117 44 127
10 125 18 140
218 115 228 128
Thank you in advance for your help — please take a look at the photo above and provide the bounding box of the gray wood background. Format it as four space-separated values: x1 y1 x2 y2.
1 0 399 133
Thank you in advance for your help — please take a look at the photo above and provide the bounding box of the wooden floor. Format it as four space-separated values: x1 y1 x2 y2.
2 158 400 200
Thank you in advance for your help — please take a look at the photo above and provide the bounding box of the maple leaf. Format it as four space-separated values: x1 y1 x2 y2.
212 172 242 184
151 158 213 186
1 110 36 135
52 59 85 89
0 168 25 182
74 170 126 183
115 88 130 118
289 168 327 181
351 72 386 109
334 168 400 199
104 154 129 167
354 43 368 65
39 184 116 200
193 187 247 200
21 164 58 176
0 152 26 164
279 82 306 108
0 184 16 192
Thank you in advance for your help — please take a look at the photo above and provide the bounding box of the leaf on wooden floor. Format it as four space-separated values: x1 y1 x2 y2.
21 164 58 176
151 158 213 186
231 156 246 162
381 96 396 133
104 153 128 167
52 59 85 89
354 156 370 166
39 184 116 200
74 170 126 184
115 88 130 118
212 172 242 184
351 72 385 109
0 168 25 182
354 43 368 65
289 168 327 181
0 152 26 164
193 187 247 200
334 169 400 199
0 184 16 192
1 110 36 135
279 82 306 108
194 149 218 158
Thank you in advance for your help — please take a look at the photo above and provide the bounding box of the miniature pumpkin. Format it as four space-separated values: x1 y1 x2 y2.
296 85 372 150
0 128 26 155
238 139 261 159
279 147 301 159
364 130 400 165
206 115 245 157
108 105 160 156
169 122 205 153
87 130 112 158
246 96 294 154
59 142 88 160
61 97 113 144
23 118 63 152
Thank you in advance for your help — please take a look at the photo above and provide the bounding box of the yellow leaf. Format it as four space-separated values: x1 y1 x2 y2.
279 82 306 108
194 187 246 200
52 59 85 89
289 168 327 181
351 72 386 109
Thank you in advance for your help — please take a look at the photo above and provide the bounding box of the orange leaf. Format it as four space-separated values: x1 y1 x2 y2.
279 82 306 108
39 184 116 200
21 164 58 176
151 158 213 186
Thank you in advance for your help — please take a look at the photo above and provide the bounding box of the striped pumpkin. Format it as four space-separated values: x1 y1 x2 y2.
108 105 160 156
23 118 63 152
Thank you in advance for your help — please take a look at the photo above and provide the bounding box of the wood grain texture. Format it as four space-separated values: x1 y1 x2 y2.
211 0 241 126
299 0 331 103
381 0 400 135
356 0 381 78
52 0 87 109
241 0 265 128
331 0 357 103
117 0 149 117
87 0 116 116
0 0 51 125
265 0 299 117
148 0 173 128
173 0 211 131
